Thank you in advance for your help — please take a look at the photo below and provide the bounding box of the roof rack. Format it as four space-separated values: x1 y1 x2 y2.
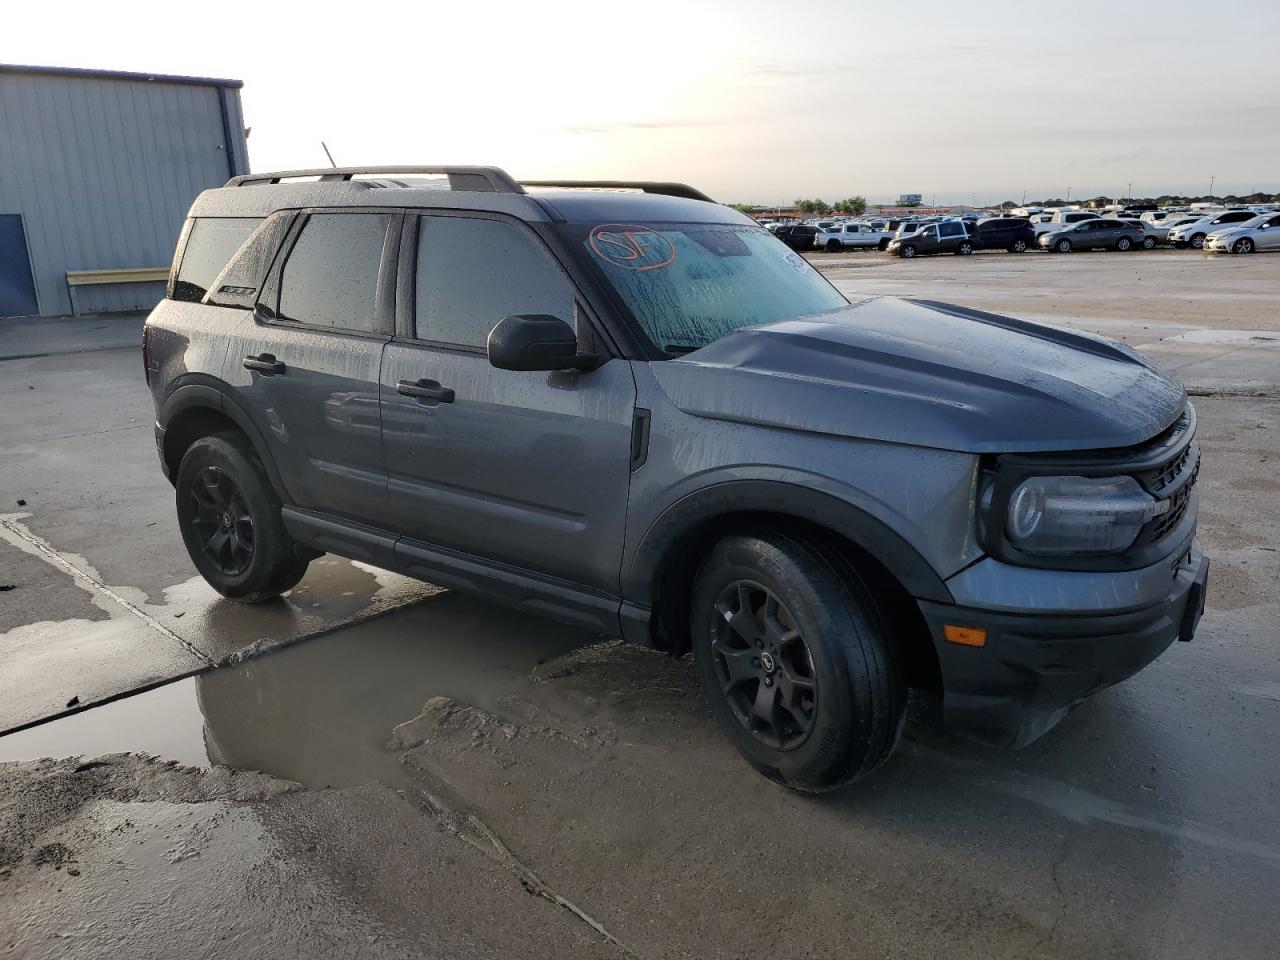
225 167 715 203
522 180 714 203
226 165 524 193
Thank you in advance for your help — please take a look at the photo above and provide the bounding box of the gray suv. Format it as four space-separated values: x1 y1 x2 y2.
146 165 1208 791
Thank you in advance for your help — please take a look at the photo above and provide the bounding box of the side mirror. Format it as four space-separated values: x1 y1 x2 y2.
487 315 599 372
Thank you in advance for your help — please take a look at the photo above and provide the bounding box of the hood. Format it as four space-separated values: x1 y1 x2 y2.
650 298 1185 454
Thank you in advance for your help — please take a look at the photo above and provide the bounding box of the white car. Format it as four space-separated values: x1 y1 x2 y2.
1138 215 1208 245
1204 212 1280 254
1032 210 1100 236
1167 210 1259 249
814 222 893 252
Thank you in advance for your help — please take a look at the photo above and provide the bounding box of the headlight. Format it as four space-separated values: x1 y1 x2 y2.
1002 475 1166 555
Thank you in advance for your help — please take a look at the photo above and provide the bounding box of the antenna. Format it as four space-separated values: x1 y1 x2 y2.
321 142 337 168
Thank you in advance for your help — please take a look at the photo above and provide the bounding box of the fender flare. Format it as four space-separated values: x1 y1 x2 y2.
158 381 294 505
623 480 953 606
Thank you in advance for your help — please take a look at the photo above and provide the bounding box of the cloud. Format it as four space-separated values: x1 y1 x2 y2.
563 119 723 135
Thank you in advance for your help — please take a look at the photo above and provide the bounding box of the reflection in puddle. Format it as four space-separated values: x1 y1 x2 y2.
0 594 597 789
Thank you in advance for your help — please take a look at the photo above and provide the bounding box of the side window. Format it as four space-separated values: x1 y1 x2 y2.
277 213 390 333
415 216 574 349
173 217 261 303
205 212 294 309
940 222 962 238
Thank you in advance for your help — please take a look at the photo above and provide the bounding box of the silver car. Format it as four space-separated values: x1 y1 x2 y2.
1204 212 1280 254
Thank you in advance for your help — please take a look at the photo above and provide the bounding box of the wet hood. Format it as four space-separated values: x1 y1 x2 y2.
650 298 1186 453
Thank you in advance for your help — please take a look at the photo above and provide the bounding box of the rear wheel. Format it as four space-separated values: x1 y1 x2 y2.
1233 238 1254 254
900 244 917 258
176 433 311 602
1190 233 1206 249
1116 237 1132 251
826 240 841 253
692 532 905 792
1055 239 1072 253
1009 239 1027 253
957 241 974 255
1142 236 1157 250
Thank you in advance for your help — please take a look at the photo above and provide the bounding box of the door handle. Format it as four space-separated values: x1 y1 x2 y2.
396 378 455 404
243 353 286 375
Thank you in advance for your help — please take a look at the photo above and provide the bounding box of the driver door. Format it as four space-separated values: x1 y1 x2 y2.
379 212 637 608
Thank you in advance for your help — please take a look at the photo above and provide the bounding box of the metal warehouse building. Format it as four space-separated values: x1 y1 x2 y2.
0 64 248 319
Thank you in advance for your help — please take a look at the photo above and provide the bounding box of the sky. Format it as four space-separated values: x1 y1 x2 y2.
6 0 1279 206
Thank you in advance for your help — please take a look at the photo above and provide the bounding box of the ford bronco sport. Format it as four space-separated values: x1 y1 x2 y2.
145 165 1208 792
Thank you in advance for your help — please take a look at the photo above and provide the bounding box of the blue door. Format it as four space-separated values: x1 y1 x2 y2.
0 215 39 317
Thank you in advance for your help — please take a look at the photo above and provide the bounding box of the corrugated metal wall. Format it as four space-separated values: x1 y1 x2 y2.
0 69 248 317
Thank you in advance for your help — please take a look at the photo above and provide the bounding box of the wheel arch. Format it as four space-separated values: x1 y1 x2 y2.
159 384 293 504
623 481 950 689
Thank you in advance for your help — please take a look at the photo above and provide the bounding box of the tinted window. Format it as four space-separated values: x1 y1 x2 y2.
940 222 964 237
174 217 261 303
205 213 294 309
416 216 574 348
1221 212 1254 222
277 213 390 332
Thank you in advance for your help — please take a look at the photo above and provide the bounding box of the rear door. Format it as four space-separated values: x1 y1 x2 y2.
1257 215 1280 251
226 210 397 525
379 212 636 599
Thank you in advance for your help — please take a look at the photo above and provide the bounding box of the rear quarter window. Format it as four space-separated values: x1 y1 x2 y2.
172 217 262 303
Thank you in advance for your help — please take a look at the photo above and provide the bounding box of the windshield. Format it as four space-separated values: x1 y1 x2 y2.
565 221 848 352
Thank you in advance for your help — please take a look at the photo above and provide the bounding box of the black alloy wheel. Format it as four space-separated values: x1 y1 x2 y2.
709 580 818 750
188 466 254 576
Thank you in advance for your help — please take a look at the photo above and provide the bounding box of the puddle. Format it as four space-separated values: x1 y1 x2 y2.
0 593 599 789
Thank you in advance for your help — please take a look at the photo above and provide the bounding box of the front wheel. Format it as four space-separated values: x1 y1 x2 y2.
1055 239 1072 253
826 240 841 253
176 432 311 602
1116 237 1132 251
1190 233 1206 249
1233 238 1254 254
957 241 974 255
692 532 905 792
900 244 917 258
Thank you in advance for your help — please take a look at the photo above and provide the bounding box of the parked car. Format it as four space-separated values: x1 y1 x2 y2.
1167 210 1260 249
814 222 891 252
972 217 1036 252
1204 212 1280 254
773 224 819 251
1133 214 1201 246
887 219 974 257
1032 210 1100 236
1117 218 1160 249
1038 218 1146 252
145 164 1206 792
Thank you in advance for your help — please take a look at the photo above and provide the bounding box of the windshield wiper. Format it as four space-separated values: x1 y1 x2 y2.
664 344 700 355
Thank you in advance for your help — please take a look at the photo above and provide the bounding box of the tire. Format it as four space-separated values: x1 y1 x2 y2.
878 238 890 251
1116 237 1132 251
900 244 917 258
1233 238 1254 254
1190 233 1206 249
1142 237 1156 250
691 531 906 792
175 432 311 602
957 241 974 255
826 240 841 253
1055 239 1072 253
1009 239 1027 253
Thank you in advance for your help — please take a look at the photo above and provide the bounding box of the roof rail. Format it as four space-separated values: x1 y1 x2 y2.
521 180 715 203
226 165 525 193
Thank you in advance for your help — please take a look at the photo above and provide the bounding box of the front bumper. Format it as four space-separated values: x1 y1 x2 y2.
1203 236 1233 252
918 542 1208 748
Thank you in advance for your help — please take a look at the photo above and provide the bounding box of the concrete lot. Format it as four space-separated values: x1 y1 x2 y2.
2 252 1278 958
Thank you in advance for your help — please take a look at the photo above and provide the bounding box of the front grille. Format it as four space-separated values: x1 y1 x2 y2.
1148 454 1199 540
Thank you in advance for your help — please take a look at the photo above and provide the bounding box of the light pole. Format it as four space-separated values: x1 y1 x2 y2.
1127 182 1133 201
1067 186 1072 202
1209 175 1216 202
